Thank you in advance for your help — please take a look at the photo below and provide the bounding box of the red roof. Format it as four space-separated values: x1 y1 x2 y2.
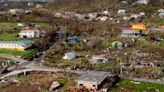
158 25 164 29
21 28 40 32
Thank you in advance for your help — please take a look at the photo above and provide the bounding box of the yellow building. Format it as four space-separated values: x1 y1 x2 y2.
132 24 146 30
0 40 32 51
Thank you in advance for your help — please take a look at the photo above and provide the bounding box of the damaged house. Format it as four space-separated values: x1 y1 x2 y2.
89 54 109 64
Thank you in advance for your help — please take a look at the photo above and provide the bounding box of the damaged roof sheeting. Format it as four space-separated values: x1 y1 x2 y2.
90 54 109 64
76 71 110 89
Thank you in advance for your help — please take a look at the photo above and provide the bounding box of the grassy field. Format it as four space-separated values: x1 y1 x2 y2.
0 32 23 41
35 23 52 29
110 80 164 92
0 49 37 59
158 21 164 25
0 22 19 31
0 22 51 31
57 77 76 92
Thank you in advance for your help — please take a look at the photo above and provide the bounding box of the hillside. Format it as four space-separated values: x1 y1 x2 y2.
44 0 125 13
44 0 164 13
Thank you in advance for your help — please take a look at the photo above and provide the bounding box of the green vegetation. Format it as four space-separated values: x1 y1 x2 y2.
0 49 37 59
0 22 19 31
18 76 29 83
0 22 51 32
57 77 75 92
45 0 122 13
135 39 150 48
23 14 49 23
36 23 52 29
22 50 38 59
159 41 164 47
158 21 164 25
0 32 26 41
110 80 164 92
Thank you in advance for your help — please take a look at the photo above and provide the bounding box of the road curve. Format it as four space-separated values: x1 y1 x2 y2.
0 67 87 79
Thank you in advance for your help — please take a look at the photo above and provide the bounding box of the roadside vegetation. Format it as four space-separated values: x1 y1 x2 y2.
0 49 37 59
110 80 164 92
0 72 75 92
0 0 164 91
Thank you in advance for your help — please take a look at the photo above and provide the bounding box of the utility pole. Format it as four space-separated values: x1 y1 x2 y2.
120 61 123 77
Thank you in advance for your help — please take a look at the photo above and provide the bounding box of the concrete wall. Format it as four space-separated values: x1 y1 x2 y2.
77 80 98 89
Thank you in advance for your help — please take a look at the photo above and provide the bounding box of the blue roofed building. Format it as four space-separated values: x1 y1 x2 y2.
0 40 32 51
159 12 164 18
67 36 80 44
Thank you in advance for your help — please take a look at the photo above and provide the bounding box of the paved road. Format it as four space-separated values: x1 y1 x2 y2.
0 54 87 79
0 54 27 64
122 76 164 85
1 60 164 86
0 67 87 79
0 54 33 71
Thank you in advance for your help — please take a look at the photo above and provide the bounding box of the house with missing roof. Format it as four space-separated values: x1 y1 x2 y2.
121 28 142 37
121 24 145 37
76 71 110 91
0 40 32 51
89 54 109 64
151 25 164 32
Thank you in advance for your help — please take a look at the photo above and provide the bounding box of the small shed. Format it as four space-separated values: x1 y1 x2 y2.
111 41 120 48
117 9 126 15
102 10 109 15
90 55 109 64
67 36 80 44
159 12 164 18
17 23 24 27
88 13 97 19
63 51 76 60
96 16 108 21
49 81 61 91
129 14 141 19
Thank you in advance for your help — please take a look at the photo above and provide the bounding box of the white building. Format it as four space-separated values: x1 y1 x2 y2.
19 28 42 38
17 23 24 27
96 16 108 21
121 28 141 37
137 0 150 5
158 9 164 13
117 9 126 15
9 9 24 15
63 51 76 60
140 12 145 16
102 10 109 15
129 14 141 19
